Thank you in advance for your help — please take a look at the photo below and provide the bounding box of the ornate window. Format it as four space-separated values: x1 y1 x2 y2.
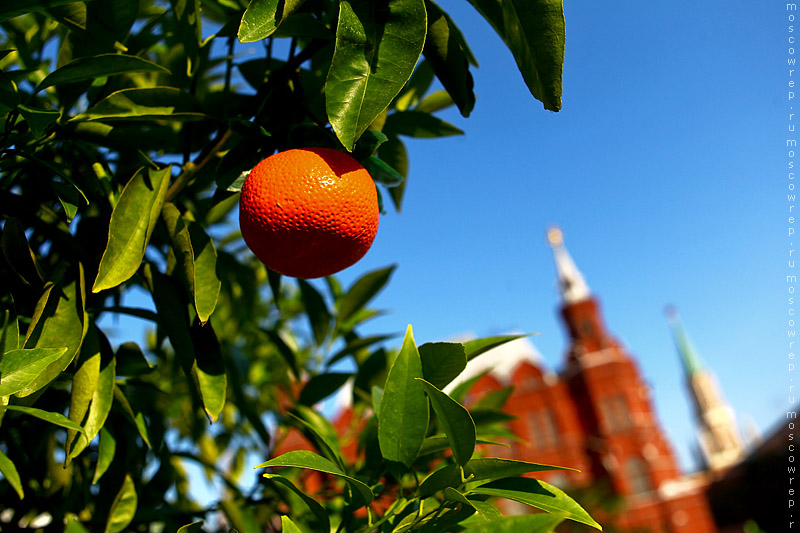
624 458 652 495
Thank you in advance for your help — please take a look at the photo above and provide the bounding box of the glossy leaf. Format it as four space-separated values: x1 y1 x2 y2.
419 341 467 389
467 498 503 521
466 0 564 111
70 340 115 459
1 217 43 288
264 474 331 532
326 0 427 150
105 474 138 533
378 325 428 468
190 320 227 422
469 477 601 530
93 427 116 484
93 166 170 292
418 457 574 497
67 326 102 460
0 347 67 396
37 54 170 92
463 334 532 361
238 0 307 42
290 405 345 469
383 110 464 138
338 265 395 326
187 220 221 324
298 279 331 345
0 405 86 434
423 1 475 117
363 156 405 188
416 378 475 466
255 450 373 506
280 515 304 533
0 447 23 499
71 87 206 122
462 513 566 533
298 372 352 406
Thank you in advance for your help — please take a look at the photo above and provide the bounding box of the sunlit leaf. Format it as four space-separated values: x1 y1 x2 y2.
326 0 427 150
177 521 204 532
0 447 23 499
105 474 138 533
0 347 66 397
93 166 170 292
469 477 601 530
416 378 475 466
463 333 533 361
255 450 373 506
462 513 566 533
280 515 304 533
238 0 307 42
71 87 206 122
378 325 428 468
0 404 86 434
37 54 170 92
70 334 115 458
66 326 102 461
93 427 116 484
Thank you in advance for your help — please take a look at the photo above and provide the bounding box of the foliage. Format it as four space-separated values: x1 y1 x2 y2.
0 0 592 531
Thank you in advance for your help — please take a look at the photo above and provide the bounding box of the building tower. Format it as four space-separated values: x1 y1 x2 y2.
665 307 744 474
547 227 716 532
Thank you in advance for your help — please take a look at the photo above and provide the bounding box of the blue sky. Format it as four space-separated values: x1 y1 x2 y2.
315 1 786 472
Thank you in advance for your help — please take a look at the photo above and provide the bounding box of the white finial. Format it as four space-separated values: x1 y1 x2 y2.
547 226 591 304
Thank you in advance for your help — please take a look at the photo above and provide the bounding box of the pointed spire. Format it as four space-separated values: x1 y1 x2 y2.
664 305 704 376
547 226 591 304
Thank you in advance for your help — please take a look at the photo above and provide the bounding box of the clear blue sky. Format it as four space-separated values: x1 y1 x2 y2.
316 1 786 472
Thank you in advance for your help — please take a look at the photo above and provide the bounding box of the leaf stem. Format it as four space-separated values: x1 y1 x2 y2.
166 128 233 202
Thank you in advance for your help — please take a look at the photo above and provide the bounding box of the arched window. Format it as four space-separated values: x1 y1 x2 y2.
624 458 652 495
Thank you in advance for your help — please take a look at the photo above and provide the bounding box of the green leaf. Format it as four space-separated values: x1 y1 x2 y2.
0 70 19 114
423 1 475 117
469 477 601 530
418 435 506 457
71 87 206 122
113 386 151 447
326 0 428 150
93 166 170 292
67 326 102 461
418 341 467 389
463 334 532 361
190 319 227 422
187 221 221 324
298 372 352 406
115 342 153 376
290 405 345 468
466 0 564 111
0 347 68 396
338 265 395 326
162 203 221 324
415 90 455 113
36 54 170 92
18 104 60 137
363 156 405 188
0 447 23 499
1 307 19 354
93 427 116 484
462 513 566 533
1 217 43 288
383 110 464 138
280 516 304 533
0 404 86 434
467 498 503 521
418 457 574 498
105 474 138 533
378 325 428 468
378 137 409 211
254 450 373 506
264 474 331 532
395 60 434 111
298 279 331 345
416 378 475 466
70 336 115 459
238 0 307 42
0 0 81 22
327 334 393 367
53 181 83 222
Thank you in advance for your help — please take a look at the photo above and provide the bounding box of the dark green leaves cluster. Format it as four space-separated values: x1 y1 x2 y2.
0 0 572 530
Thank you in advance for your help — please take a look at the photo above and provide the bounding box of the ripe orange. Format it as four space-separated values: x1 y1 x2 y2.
239 147 379 279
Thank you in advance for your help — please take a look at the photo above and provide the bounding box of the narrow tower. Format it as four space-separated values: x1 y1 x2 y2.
665 306 744 473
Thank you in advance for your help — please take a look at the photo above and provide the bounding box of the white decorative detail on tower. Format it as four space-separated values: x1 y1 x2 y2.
547 226 591 304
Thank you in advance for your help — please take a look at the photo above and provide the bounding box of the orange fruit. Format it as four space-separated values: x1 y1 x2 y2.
239 147 379 279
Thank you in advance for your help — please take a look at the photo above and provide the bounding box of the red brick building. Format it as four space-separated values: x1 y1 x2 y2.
457 227 728 532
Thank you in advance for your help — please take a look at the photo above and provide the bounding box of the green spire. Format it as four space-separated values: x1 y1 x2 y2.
665 306 704 377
